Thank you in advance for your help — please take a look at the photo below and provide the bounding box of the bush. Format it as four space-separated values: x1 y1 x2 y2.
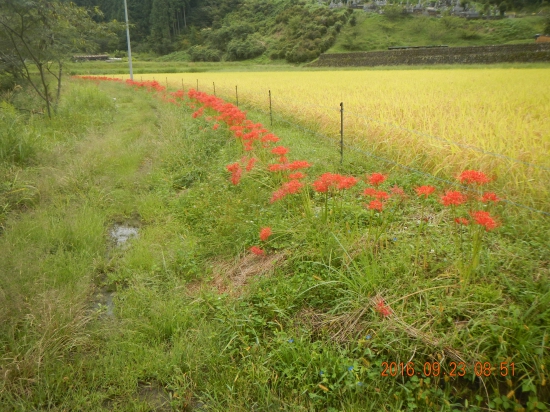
187 45 221 62
226 37 266 60
0 102 36 165
383 4 406 20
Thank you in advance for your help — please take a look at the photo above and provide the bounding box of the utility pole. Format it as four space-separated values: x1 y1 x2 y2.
123 0 133 80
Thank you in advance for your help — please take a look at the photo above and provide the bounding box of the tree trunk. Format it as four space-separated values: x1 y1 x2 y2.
55 61 62 113
37 63 52 119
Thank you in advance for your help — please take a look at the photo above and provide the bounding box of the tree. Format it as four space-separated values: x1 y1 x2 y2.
0 0 120 118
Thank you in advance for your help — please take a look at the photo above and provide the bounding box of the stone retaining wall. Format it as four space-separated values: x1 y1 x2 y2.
309 43 550 67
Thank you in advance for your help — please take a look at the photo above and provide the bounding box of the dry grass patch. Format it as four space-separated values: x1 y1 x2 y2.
207 252 286 296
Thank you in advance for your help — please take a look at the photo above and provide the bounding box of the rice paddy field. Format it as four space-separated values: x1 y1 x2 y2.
119 69 550 213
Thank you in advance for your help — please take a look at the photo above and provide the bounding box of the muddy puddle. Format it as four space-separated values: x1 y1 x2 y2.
110 224 139 249
92 222 140 318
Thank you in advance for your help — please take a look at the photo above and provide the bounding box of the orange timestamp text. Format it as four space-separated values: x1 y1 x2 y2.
381 361 515 378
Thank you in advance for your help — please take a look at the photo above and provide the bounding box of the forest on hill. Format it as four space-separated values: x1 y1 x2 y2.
67 0 550 63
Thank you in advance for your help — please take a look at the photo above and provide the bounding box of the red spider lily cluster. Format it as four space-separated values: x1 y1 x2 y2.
259 227 272 242
312 173 358 193
375 299 392 317
78 78 503 275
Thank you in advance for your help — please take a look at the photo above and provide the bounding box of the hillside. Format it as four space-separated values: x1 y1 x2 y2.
330 12 546 53
69 0 548 64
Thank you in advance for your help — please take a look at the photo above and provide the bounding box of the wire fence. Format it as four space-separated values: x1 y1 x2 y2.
169 77 550 217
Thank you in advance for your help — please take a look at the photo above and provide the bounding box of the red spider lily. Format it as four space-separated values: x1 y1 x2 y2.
367 173 387 186
287 160 311 170
337 176 358 190
470 211 499 231
192 108 204 118
271 146 289 156
261 133 279 143
268 164 286 172
213 123 219 130
259 227 272 242
312 173 357 193
363 188 378 197
270 180 304 203
375 299 391 317
246 158 257 172
440 191 467 206
454 217 470 226
226 163 242 185
457 170 490 185
480 192 500 203
363 188 388 200
250 246 265 256
288 172 305 179
415 185 436 198
278 156 288 164
366 200 384 211
390 185 407 198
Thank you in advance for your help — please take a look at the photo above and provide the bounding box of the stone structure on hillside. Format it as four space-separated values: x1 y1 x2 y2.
331 0 502 18
309 43 550 67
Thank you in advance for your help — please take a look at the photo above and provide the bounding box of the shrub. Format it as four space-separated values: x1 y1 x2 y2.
0 101 36 165
187 45 221 62
226 38 266 61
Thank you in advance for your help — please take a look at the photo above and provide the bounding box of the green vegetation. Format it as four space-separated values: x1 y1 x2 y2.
0 76 548 410
331 12 546 52
0 0 120 117
67 0 548 63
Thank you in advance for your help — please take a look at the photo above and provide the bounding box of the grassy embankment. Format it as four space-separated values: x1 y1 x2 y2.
0 77 549 410
330 13 546 52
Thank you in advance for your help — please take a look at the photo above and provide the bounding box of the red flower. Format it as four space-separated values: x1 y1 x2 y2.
480 192 500 203
250 246 265 256
470 211 499 231
363 188 388 199
288 172 305 179
271 146 289 156
246 157 257 172
367 173 387 186
226 163 242 185
261 133 279 143
366 200 384 211
268 164 286 172
286 160 311 170
363 187 378 197
213 123 219 130
440 191 467 206
457 170 490 185
226 162 240 172
454 217 470 226
312 173 356 193
337 176 358 190
415 185 436 198
259 227 272 241
390 185 407 198
270 180 304 203
285 179 303 194
375 299 391 317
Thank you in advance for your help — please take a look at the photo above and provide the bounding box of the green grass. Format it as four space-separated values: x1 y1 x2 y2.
0 77 548 411
330 13 546 53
